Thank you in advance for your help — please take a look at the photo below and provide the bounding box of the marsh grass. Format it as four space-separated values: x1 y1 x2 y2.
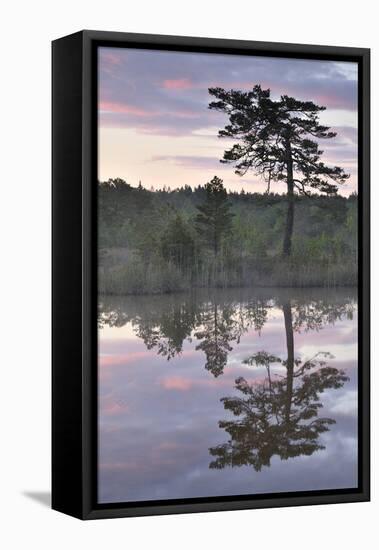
98 250 357 296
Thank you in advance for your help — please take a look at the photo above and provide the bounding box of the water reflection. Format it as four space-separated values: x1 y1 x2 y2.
99 289 354 378
98 288 358 502
209 300 349 470
194 300 268 377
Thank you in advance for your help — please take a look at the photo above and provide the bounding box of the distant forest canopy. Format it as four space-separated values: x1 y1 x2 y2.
98 177 358 295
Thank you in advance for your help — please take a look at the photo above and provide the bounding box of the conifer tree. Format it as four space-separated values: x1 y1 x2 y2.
209 85 349 256
195 176 234 255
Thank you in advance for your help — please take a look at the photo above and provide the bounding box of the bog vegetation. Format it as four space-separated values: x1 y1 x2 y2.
98 178 357 295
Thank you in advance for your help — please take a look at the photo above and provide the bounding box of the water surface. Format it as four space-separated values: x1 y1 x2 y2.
98 288 358 503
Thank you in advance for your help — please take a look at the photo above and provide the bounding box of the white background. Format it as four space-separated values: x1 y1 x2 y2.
1 0 376 548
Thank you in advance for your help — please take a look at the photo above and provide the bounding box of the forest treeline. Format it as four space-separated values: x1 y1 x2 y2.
98 177 357 295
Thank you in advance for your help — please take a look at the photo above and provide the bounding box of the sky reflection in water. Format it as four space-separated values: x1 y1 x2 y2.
98 288 358 504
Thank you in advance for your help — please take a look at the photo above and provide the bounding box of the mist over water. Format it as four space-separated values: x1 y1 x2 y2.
98 287 358 503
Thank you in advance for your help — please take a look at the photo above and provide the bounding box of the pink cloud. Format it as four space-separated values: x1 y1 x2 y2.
100 351 150 367
161 376 194 391
163 78 193 90
99 101 198 122
160 372 265 392
99 101 153 117
313 93 357 110
101 51 122 66
100 394 130 416
101 401 129 416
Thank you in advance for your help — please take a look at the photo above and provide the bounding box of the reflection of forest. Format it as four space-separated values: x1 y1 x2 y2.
99 289 268 376
99 288 356 377
99 288 355 472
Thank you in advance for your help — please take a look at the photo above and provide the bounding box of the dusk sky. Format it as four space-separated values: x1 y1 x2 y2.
98 47 358 195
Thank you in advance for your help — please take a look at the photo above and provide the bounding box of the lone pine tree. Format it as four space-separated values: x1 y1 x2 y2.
209 85 349 256
195 176 234 255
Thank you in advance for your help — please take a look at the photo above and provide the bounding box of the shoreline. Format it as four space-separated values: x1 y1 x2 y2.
98 284 358 299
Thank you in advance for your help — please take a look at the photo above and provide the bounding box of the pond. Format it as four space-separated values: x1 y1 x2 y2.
98 287 358 503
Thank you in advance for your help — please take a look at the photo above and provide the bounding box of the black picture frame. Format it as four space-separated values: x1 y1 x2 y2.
52 30 370 520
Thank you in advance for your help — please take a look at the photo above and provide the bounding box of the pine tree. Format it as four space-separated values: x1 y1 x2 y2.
161 213 194 270
195 176 234 255
209 85 349 256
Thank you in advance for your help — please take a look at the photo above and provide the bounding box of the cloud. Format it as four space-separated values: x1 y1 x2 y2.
100 351 150 367
100 51 122 66
328 390 358 416
334 126 358 144
160 372 257 392
100 398 130 416
98 49 358 195
99 47 358 137
150 154 228 171
99 101 154 117
161 376 194 391
163 78 193 90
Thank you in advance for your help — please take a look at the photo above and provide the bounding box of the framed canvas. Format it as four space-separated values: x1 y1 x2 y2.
52 30 370 520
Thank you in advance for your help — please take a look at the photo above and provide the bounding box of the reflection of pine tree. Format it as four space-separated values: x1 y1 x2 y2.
195 303 234 377
210 352 348 471
209 299 350 471
194 299 272 377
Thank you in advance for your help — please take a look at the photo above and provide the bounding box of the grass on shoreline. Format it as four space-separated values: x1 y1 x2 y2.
98 253 357 296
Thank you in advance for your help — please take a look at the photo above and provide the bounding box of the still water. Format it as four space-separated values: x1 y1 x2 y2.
98 288 358 503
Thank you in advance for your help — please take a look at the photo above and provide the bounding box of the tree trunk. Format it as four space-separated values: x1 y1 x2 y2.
283 139 295 257
283 301 294 425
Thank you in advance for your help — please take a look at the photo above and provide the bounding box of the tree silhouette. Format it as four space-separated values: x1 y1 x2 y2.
208 85 349 256
209 299 349 471
195 176 234 256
